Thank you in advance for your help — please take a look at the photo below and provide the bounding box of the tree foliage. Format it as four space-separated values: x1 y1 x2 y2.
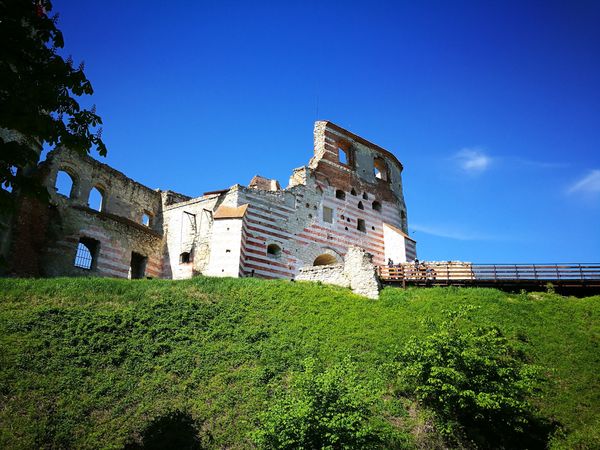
0 0 106 211
394 305 548 448
253 357 393 449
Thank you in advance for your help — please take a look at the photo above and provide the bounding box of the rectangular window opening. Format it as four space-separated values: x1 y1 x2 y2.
130 252 147 279
323 206 333 224
338 147 348 165
357 219 366 232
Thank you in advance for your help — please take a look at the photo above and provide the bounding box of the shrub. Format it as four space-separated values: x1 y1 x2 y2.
253 357 392 449
394 306 547 448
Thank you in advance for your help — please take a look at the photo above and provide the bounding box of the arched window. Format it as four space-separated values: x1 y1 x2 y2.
313 254 337 266
180 252 192 264
372 201 382 212
373 157 388 181
267 244 282 257
362 192 368 200
88 187 104 211
335 189 346 200
350 188 357 196
55 170 75 198
74 237 99 270
358 201 364 210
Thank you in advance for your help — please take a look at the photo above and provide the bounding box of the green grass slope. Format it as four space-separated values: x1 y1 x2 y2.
0 277 598 449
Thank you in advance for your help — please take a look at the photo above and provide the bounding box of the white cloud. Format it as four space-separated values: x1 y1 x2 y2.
454 148 492 173
567 170 600 195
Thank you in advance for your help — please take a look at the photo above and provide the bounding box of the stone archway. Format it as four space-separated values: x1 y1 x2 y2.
313 254 338 266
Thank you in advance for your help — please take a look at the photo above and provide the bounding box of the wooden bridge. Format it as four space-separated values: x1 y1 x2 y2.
377 263 600 295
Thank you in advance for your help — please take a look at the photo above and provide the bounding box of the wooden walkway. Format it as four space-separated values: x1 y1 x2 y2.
377 263 600 295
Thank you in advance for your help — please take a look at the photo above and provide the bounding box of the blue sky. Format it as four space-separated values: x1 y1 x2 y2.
52 0 600 263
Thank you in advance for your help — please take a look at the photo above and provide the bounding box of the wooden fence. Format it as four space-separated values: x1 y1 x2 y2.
377 263 600 291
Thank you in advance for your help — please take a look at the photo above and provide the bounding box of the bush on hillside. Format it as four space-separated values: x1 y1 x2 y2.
253 357 394 449
394 306 549 448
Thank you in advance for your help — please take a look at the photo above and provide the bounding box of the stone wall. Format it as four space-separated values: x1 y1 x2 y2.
5 121 416 282
296 247 381 299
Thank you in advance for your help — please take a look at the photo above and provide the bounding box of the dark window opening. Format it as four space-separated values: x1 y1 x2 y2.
130 252 147 279
335 189 345 200
357 219 366 232
180 252 192 264
346 217 351 222
55 170 75 198
362 192 368 200
338 147 348 165
267 243 282 257
372 201 382 212
74 237 99 270
358 201 364 210
350 188 357 196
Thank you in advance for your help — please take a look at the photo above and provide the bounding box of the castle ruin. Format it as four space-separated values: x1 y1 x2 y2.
1 121 416 280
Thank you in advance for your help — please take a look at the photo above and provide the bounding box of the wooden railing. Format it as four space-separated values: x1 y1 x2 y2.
378 263 600 286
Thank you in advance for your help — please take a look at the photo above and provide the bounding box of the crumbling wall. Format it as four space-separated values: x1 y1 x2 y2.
160 190 234 279
5 121 415 282
296 247 381 299
227 121 414 279
8 147 165 278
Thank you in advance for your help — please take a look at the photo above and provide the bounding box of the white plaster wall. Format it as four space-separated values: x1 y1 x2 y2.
205 218 243 277
161 196 219 279
383 223 407 264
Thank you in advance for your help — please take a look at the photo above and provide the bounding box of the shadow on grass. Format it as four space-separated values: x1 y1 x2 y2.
461 413 560 450
124 411 203 450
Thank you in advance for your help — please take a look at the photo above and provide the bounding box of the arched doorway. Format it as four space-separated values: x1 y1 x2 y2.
313 254 338 266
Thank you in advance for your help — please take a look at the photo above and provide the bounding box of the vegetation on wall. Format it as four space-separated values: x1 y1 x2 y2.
0 277 598 449
0 0 106 214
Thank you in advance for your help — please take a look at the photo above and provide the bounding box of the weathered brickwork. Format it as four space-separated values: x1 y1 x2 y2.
2 121 416 284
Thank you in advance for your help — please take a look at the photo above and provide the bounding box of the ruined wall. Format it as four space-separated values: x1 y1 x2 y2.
5 121 415 281
230 121 414 279
160 190 239 279
161 121 415 280
9 147 165 278
296 247 381 299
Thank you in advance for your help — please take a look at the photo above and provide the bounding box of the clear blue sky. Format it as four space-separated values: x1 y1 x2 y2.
53 0 600 263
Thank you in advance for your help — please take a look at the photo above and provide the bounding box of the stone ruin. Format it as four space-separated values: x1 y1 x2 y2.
1 121 417 296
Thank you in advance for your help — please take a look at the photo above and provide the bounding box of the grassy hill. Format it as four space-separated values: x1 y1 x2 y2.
0 277 598 449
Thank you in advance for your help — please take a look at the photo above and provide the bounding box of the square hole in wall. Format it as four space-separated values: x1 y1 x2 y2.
357 219 366 232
